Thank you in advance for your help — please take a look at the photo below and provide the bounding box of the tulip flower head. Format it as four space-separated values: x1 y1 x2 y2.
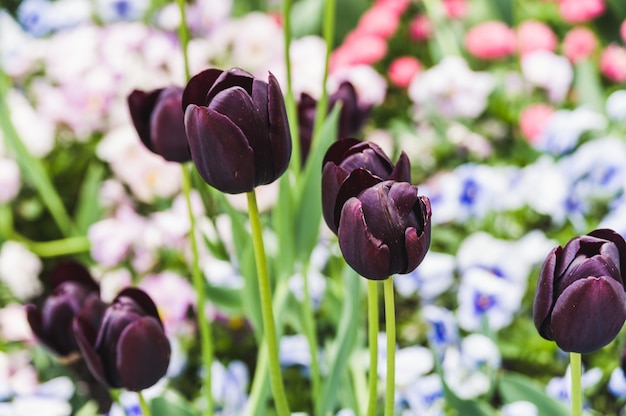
321 138 411 234
127 86 191 163
182 67 292 194
533 229 626 353
73 288 171 391
338 180 432 280
26 260 106 357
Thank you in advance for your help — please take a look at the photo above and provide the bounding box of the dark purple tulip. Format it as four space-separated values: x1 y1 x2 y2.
338 180 431 280
297 81 371 163
321 138 411 234
533 228 626 353
127 87 191 163
73 288 171 391
26 260 106 357
182 67 292 194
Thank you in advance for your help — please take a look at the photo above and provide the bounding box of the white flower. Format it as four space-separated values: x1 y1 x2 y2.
0 11 41 77
394 251 455 301
609 367 626 398
0 242 42 300
212 360 249 415
0 158 21 203
606 89 626 120
280 334 312 367
409 56 494 119
521 51 573 103
501 401 538 416
516 156 569 223
329 64 387 107
536 107 606 155
0 304 32 342
97 0 149 22
4 89 55 157
421 305 458 353
272 35 327 99
400 373 444 415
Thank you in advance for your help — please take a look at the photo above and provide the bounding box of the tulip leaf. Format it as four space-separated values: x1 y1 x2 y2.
74 162 105 235
150 391 199 416
574 59 604 113
316 266 360 416
204 279 243 313
0 72 75 237
498 371 570 416
273 172 296 278
294 105 340 261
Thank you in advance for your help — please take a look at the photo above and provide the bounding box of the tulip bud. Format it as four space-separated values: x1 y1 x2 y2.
26 260 106 357
533 228 626 353
338 180 432 280
321 138 411 234
73 288 171 391
182 68 292 194
297 81 371 163
127 87 191 163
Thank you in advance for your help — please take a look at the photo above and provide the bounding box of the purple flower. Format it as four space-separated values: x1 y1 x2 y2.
127 86 191 163
73 288 171 391
533 228 626 353
182 67 291 194
338 181 431 280
26 260 106 357
321 138 410 234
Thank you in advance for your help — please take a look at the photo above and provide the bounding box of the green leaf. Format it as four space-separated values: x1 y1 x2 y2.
150 391 199 416
204 279 243 313
498 371 570 416
293 105 340 261
290 0 323 38
0 72 75 237
574 59 605 113
273 173 296 278
316 267 361 416
74 162 105 235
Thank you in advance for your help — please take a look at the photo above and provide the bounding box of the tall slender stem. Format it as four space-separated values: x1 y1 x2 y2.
182 167 214 415
246 191 290 416
301 262 321 406
570 352 582 416
175 0 191 81
383 278 396 416
366 280 379 416
137 391 152 416
282 0 301 174
311 0 336 140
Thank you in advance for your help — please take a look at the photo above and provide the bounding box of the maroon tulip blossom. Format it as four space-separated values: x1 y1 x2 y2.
533 228 626 353
321 138 411 234
73 288 171 391
182 67 292 194
127 86 191 163
338 180 432 280
26 260 106 357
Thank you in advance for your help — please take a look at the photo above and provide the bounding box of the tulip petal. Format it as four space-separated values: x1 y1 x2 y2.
185 105 255 194
117 317 171 391
338 197 391 280
389 152 412 182
333 169 381 233
49 260 99 293
403 197 432 274
551 276 626 353
206 68 254 103
266 72 292 183
591 228 626 282
182 68 223 110
73 316 110 387
322 138 362 167
533 247 559 339
114 288 163 325
127 89 162 153
150 87 190 163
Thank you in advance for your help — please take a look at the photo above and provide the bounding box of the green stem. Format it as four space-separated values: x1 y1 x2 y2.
383 278 396 416
246 191 290 416
311 0 336 140
570 352 582 416
301 262 321 407
175 0 191 81
282 0 301 174
182 166 214 416
366 280 379 416
137 391 152 416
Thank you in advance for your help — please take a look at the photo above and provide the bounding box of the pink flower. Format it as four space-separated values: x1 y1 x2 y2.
558 0 605 23
517 20 557 56
443 0 468 19
600 45 626 83
465 21 516 60
621 19 626 43
388 56 422 88
519 104 554 144
330 34 387 70
354 4 400 39
563 27 597 63
409 14 432 41
375 0 410 16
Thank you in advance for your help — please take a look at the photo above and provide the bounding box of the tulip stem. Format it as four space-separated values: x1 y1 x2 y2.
247 191 290 416
175 0 191 81
570 352 582 416
366 279 379 416
281 0 301 174
383 278 396 416
137 391 152 416
311 0 336 139
301 261 322 407
182 166 215 415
